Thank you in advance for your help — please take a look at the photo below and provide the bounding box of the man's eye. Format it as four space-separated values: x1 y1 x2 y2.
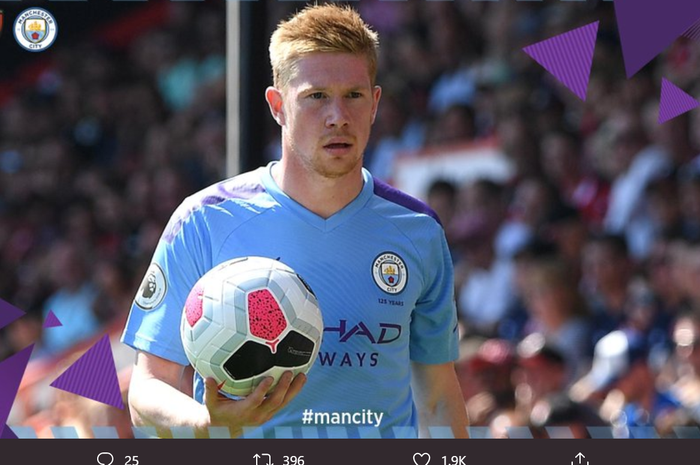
348 92 362 98
308 92 325 99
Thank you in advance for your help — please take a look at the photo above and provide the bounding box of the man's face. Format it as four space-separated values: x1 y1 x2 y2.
268 53 381 179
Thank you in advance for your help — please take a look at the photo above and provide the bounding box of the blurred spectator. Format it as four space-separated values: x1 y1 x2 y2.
367 88 423 181
581 234 633 344
454 213 515 336
426 4 478 114
540 129 609 228
647 239 687 318
497 239 558 341
42 241 100 355
646 110 696 169
426 179 458 232
456 179 510 257
496 113 541 179
646 174 684 240
2 307 46 361
541 203 588 282
454 336 488 403
497 177 557 259
570 329 679 437
461 339 516 426
603 113 670 258
669 314 700 426
529 394 606 438
522 259 591 378
513 333 568 414
623 279 673 351
92 258 133 324
425 104 477 147
678 166 700 242
672 242 700 312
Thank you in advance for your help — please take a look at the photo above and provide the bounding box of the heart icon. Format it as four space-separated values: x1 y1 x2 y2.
413 453 431 465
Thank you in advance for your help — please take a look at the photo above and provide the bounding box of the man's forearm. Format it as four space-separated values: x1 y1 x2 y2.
412 361 470 439
422 386 470 439
129 376 211 438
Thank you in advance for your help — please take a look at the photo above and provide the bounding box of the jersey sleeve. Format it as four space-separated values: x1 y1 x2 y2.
409 224 459 364
121 205 213 366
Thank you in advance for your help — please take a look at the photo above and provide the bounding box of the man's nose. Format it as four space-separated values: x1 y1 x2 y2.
325 98 350 128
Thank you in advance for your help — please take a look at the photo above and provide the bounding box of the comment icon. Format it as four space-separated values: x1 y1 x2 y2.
97 452 115 465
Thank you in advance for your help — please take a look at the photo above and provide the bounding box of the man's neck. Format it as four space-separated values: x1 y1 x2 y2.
271 159 364 219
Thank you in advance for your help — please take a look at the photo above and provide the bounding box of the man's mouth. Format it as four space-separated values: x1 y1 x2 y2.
324 143 352 149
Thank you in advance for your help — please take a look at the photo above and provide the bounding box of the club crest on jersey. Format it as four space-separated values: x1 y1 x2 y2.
372 252 407 294
135 263 167 310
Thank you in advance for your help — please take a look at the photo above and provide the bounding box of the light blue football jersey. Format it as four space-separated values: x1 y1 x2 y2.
121 162 458 438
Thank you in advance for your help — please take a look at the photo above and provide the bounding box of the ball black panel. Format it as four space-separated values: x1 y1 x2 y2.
223 331 315 379
224 341 276 379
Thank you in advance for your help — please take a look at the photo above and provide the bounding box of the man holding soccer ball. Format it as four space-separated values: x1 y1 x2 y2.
122 4 468 439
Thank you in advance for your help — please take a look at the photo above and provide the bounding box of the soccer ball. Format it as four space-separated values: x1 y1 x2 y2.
180 256 323 396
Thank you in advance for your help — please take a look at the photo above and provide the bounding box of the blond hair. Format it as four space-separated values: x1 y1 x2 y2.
269 4 379 89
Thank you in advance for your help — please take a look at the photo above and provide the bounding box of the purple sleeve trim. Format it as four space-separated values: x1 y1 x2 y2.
161 177 265 244
372 178 442 227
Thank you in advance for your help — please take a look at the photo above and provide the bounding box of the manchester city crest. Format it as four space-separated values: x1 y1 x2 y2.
13 8 58 52
372 252 408 294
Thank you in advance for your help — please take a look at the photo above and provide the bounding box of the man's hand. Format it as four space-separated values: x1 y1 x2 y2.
128 351 306 438
204 372 306 437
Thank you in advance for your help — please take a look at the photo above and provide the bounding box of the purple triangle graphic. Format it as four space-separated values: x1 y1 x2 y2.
1 424 17 439
0 298 25 331
522 22 598 101
43 310 62 329
0 345 34 431
49 334 124 409
659 78 700 124
614 0 700 78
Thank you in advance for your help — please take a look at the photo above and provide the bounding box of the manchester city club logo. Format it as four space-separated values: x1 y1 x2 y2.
135 263 167 310
13 8 58 52
372 252 408 294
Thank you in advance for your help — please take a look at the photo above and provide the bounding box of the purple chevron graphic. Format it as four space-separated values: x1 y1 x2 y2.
0 345 34 438
659 78 700 124
1 425 17 439
614 0 700 78
43 310 62 329
522 22 598 101
0 298 25 331
50 335 124 410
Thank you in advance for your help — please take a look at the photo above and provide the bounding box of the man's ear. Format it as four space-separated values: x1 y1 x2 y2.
265 86 286 126
370 85 382 125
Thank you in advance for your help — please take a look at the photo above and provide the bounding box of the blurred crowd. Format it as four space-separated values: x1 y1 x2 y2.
3 0 700 437
0 2 225 436
0 2 225 359
361 1 700 438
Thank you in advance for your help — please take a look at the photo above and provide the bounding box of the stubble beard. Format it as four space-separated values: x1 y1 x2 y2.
311 154 362 179
289 140 363 180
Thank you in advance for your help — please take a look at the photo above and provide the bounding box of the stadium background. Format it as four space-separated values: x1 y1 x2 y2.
2 0 700 438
